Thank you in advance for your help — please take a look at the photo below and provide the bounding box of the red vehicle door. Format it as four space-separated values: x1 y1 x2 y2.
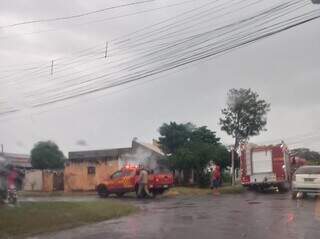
122 169 136 190
108 171 124 192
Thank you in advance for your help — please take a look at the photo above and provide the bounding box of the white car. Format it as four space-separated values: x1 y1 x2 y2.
292 166 320 198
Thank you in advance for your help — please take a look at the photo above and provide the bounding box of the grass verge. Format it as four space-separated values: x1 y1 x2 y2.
165 185 245 197
18 191 97 197
0 201 138 239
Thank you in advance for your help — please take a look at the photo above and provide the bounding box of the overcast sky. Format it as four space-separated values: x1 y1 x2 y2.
1 0 320 155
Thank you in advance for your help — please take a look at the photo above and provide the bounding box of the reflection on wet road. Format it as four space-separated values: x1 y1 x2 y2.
30 192 320 239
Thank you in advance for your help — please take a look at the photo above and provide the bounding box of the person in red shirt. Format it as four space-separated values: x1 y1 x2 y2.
211 164 221 196
7 166 18 190
6 166 18 204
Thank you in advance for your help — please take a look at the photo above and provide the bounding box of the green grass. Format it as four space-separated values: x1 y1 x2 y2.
0 201 138 239
165 185 245 197
18 191 97 197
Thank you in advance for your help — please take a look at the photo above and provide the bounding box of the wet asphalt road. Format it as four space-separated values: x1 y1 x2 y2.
28 192 320 239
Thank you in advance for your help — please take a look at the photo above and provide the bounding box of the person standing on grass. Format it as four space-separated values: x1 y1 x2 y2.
6 165 18 203
138 165 152 198
211 164 221 196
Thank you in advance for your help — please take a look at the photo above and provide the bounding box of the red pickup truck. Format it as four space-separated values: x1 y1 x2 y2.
96 166 174 198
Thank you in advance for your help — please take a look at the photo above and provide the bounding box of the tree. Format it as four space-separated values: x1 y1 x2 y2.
190 126 221 145
219 88 270 184
168 147 193 172
220 88 271 149
213 144 231 170
31 141 65 169
291 148 320 165
168 141 229 187
158 122 195 154
159 122 229 186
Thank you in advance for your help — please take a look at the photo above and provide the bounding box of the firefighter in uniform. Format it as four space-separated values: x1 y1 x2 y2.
138 165 152 198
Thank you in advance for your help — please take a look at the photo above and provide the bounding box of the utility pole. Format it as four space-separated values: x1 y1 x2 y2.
1 144 3 154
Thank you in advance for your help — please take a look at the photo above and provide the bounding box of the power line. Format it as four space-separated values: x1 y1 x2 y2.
0 0 218 72
0 1 312 105
0 0 156 29
0 0 232 84
30 9 320 108
0 0 222 83
0 0 202 40
0 0 274 87
1 0 319 115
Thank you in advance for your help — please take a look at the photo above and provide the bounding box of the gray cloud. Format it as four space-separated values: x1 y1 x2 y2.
1 0 320 155
76 139 88 146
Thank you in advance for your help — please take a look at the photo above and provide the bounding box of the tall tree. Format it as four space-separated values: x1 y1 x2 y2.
31 141 65 169
158 122 195 154
159 122 229 186
190 126 221 145
291 148 320 165
219 88 270 184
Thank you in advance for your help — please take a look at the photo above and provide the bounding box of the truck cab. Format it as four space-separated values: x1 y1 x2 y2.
96 165 173 198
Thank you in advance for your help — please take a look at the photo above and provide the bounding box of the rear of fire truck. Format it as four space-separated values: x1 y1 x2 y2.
240 143 291 192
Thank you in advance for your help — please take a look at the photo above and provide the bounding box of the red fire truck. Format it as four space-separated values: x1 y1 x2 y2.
240 143 294 192
96 165 174 198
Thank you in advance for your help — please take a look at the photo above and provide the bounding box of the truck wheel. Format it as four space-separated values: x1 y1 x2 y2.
257 185 265 193
97 185 109 198
278 184 289 193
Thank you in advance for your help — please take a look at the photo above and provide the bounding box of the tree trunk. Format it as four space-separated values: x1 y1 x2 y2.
231 138 239 186
231 149 235 185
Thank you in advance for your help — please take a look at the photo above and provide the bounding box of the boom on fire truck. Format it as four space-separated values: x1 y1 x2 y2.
96 165 174 198
240 142 305 192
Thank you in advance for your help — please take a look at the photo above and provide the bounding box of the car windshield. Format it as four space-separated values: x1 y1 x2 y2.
111 171 122 179
296 167 320 174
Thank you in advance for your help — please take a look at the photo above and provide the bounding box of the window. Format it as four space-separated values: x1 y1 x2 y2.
87 166 96 175
251 150 273 174
123 170 136 177
111 171 122 179
296 166 320 175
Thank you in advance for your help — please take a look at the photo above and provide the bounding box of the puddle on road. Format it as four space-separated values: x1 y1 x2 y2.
272 198 288 201
197 215 210 220
230 210 242 213
177 215 194 224
248 201 262 205
154 206 180 210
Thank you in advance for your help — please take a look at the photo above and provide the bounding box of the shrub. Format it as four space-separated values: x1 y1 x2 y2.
221 172 232 185
198 172 211 188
